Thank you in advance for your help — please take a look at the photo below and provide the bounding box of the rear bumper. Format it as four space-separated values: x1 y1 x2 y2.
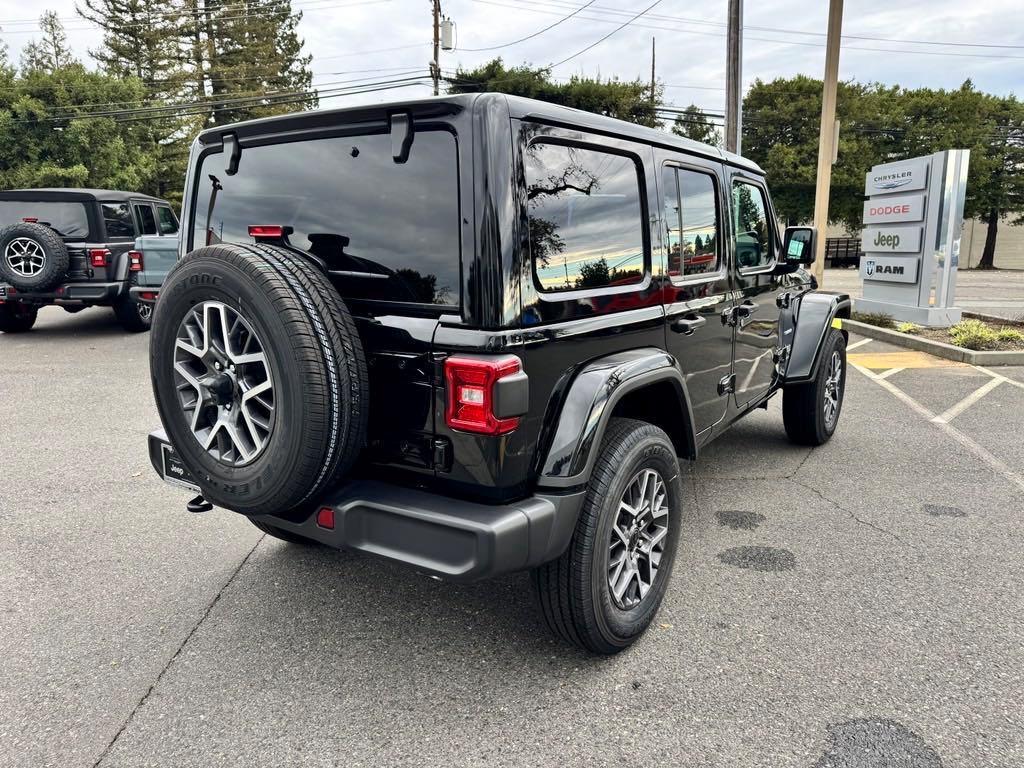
129 286 159 304
147 430 585 582
0 281 124 304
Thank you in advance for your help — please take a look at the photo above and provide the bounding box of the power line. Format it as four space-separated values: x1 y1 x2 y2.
547 0 665 69
457 0 598 52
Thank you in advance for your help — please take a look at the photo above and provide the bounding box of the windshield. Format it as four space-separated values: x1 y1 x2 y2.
192 129 462 306
0 201 90 238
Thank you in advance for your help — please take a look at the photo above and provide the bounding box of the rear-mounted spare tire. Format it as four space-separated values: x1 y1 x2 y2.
150 243 369 516
0 222 70 292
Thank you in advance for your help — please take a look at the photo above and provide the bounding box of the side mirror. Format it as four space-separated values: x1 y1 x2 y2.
783 226 816 266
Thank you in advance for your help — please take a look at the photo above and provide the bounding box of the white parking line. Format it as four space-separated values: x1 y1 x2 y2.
973 365 1024 392
847 338 874 351
876 367 904 380
850 361 1024 493
933 377 1004 424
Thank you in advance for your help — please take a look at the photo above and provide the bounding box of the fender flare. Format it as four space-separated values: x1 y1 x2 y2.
535 347 697 490
784 290 852 384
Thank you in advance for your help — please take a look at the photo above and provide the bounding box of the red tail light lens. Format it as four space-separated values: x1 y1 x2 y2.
316 507 335 529
444 355 522 435
128 250 143 272
248 225 284 238
89 249 110 267
21 217 38 223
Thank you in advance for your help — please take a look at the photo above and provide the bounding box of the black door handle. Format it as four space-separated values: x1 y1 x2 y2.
671 314 707 335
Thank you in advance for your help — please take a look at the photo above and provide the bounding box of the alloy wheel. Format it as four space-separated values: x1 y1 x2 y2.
608 468 670 609
823 350 843 428
172 301 275 466
4 238 45 277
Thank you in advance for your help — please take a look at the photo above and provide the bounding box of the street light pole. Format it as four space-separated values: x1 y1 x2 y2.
724 0 743 154
811 0 844 286
431 0 441 96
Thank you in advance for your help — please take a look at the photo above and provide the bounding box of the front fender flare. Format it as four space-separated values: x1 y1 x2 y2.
785 290 851 384
536 347 696 490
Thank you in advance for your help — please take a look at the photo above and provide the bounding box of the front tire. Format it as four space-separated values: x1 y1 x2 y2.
532 418 683 654
783 328 846 446
0 303 38 333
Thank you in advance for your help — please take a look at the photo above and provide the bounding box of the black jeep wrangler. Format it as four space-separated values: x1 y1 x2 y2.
147 95 850 653
0 188 178 333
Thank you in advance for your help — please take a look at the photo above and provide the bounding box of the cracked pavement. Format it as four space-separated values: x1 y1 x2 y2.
2 307 1023 767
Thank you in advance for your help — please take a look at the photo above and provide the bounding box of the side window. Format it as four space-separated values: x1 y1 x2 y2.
525 142 646 293
663 166 720 278
732 181 774 270
157 206 179 235
101 203 134 239
135 204 157 235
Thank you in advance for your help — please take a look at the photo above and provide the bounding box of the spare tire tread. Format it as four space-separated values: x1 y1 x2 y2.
0 223 70 292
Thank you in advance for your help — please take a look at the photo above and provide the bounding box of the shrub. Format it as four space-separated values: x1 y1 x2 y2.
851 311 895 330
995 327 1024 344
896 322 921 334
948 319 999 350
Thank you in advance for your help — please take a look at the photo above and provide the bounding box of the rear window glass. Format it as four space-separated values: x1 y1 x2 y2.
102 202 134 239
192 130 461 306
524 142 646 293
0 201 89 238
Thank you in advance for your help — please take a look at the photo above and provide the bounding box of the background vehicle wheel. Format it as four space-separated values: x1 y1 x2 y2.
532 417 683 655
0 222 70 292
150 243 368 517
113 273 153 333
783 328 846 446
249 518 319 545
0 303 38 333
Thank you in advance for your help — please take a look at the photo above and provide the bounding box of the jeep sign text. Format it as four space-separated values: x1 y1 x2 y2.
860 225 922 254
861 193 925 225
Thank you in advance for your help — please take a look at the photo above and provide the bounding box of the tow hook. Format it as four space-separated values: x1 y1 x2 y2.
186 494 214 514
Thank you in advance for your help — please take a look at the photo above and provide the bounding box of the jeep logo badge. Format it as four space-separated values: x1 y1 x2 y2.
872 231 901 249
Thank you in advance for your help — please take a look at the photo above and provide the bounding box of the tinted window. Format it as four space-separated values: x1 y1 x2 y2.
135 204 157 235
102 202 134 239
733 181 773 270
0 201 89 238
525 142 645 292
193 131 461 306
663 167 720 278
157 206 178 235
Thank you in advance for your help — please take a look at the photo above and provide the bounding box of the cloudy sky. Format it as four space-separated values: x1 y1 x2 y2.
0 0 1021 115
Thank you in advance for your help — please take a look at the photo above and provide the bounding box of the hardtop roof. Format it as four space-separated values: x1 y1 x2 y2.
0 188 169 204
195 92 764 175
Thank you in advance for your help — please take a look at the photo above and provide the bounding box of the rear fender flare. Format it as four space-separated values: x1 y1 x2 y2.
785 291 851 384
536 348 697 490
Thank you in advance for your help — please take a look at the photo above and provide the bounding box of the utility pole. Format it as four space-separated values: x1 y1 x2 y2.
724 0 743 154
811 0 844 287
431 0 441 96
650 37 656 123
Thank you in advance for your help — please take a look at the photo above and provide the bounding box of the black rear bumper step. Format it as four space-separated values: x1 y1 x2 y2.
1 281 124 303
147 430 585 582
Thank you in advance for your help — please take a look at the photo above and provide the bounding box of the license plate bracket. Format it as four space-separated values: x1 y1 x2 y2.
160 443 200 493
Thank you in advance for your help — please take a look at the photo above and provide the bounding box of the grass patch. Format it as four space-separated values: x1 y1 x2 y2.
851 311 895 330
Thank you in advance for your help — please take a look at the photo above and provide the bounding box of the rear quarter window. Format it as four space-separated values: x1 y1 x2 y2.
0 201 90 239
191 130 462 306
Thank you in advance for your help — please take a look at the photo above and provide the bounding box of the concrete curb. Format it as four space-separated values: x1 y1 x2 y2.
963 311 1024 328
844 319 1024 366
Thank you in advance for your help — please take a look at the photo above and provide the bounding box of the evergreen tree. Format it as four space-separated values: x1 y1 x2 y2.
21 12 77 74
671 105 720 147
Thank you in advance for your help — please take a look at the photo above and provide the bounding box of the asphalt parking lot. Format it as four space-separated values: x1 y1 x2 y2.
3 306 1024 767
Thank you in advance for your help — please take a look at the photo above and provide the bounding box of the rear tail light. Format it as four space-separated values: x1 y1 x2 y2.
89 249 110 268
248 225 284 239
128 250 143 272
444 355 524 435
21 217 38 223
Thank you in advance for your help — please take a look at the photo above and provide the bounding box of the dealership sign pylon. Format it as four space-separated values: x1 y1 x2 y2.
855 150 970 326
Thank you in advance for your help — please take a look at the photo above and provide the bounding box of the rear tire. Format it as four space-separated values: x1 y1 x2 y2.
0 222 70 292
150 243 369 516
783 328 846 446
0 303 38 333
113 273 153 333
532 418 683 654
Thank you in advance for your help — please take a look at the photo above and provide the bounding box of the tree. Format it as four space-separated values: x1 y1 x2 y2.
21 12 77 74
671 105 720 147
448 59 662 128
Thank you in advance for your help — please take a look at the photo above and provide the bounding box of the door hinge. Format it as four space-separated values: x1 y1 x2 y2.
718 374 736 396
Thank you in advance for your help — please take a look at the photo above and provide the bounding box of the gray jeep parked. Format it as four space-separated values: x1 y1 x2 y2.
0 188 179 333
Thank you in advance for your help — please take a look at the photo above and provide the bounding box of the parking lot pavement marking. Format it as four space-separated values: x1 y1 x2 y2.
846 337 874 351
876 367 904 380
932 377 1005 425
847 350 966 370
850 361 1024 493
973 364 1024 392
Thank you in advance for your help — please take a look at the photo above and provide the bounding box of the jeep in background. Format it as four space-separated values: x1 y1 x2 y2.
0 189 179 333
146 94 850 654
